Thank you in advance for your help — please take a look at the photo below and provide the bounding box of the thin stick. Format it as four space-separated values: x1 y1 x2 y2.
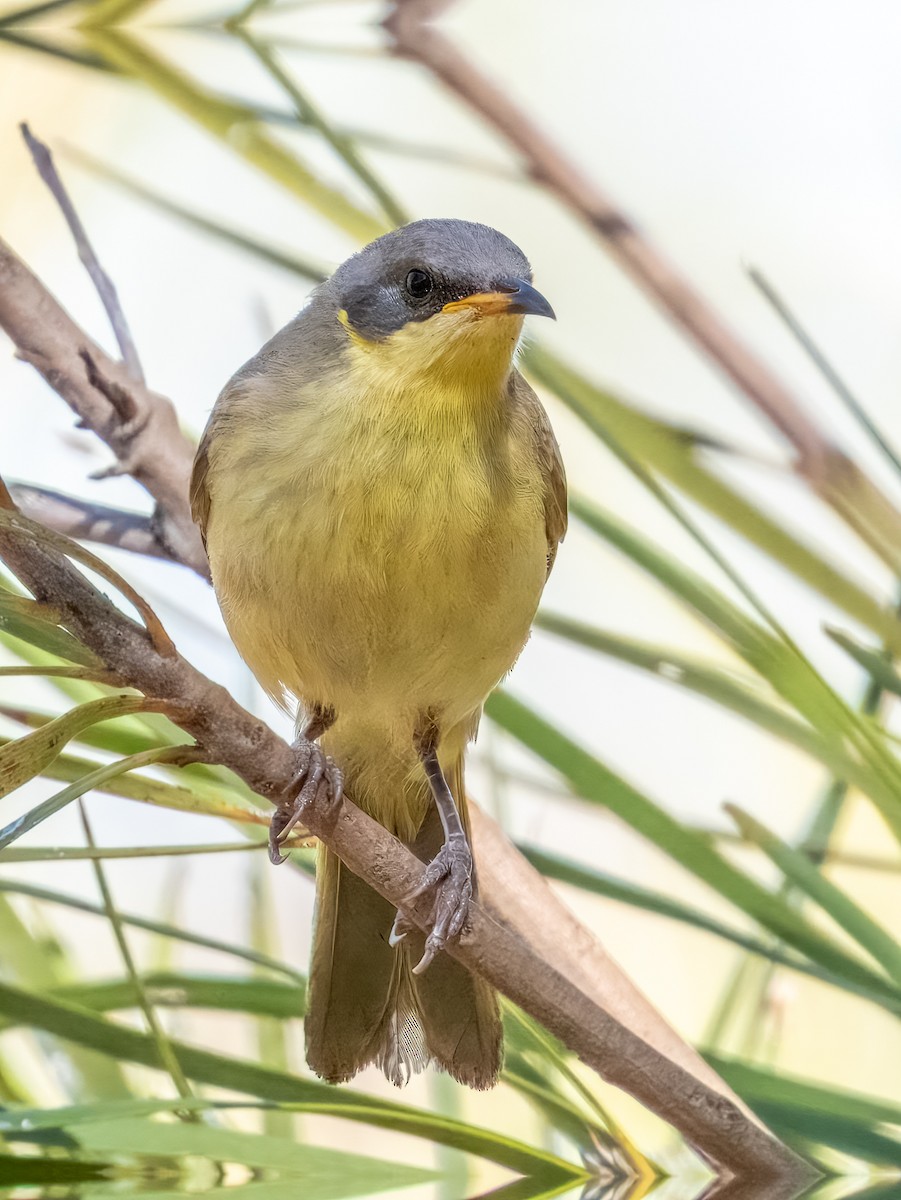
21 123 145 384
9 483 173 561
0 236 208 575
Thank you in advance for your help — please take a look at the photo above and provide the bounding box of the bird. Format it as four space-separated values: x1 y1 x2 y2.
191 219 567 1089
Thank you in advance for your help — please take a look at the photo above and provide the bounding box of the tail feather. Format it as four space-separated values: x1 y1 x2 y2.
304 753 502 1088
378 956 429 1086
305 847 415 1084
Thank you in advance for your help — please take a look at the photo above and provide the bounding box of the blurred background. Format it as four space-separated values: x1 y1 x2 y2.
1 1 901 1196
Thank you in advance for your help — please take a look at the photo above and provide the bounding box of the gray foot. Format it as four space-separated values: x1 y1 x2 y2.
392 833 473 973
269 739 343 865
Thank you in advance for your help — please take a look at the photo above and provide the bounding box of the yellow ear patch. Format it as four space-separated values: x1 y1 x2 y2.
337 308 374 351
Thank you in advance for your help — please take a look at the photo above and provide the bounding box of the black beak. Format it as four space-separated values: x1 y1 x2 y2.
497 278 556 320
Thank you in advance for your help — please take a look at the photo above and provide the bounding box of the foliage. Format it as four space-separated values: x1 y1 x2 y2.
0 0 900 1196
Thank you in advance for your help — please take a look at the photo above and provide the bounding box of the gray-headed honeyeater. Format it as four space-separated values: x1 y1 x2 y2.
192 219 567 1089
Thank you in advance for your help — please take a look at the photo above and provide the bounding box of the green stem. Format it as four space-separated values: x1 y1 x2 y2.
77 801 194 1103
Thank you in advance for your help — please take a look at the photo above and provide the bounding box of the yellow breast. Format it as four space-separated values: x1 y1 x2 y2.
204 316 548 742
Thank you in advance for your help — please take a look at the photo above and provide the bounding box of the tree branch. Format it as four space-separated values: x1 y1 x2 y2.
313 790 811 1186
0 493 813 1188
0 235 208 577
385 0 901 573
8 483 174 561
2 476 782 1156
21 123 145 385
0 505 284 799
2 470 743 1110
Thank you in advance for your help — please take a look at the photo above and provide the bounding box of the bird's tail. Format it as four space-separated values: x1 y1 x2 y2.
304 754 502 1089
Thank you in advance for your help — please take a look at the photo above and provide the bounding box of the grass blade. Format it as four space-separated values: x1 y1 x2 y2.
0 877 306 983
0 735 273 829
79 0 163 24
77 799 193 1100
535 612 879 793
526 344 901 650
0 981 585 1185
241 33 409 228
0 894 130 1099
0 589 99 664
572 495 901 845
0 27 115 71
518 844 901 1013
51 973 304 1020
0 745 192 848
706 1053 901 1127
66 146 329 281
0 0 85 30
487 689 901 1004
0 507 173 655
0 840 307 861
827 627 901 699
0 693 154 798
67 1117 438 1193
81 28 386 243
748 265 901 482
708 1053 901 1165
726 804 901 987
250 858 294 1136
0 663 113 679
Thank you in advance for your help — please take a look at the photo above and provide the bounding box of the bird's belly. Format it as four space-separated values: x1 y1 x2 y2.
210 446 547 732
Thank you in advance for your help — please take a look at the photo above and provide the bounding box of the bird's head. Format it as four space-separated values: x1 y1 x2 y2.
326 219 554 392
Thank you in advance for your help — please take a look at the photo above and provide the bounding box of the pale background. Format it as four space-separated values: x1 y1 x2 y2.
1 0 900 1163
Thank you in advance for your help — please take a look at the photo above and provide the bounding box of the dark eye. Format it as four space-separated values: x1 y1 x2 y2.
405 269 433 299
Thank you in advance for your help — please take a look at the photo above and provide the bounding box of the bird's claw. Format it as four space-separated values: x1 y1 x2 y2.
394 834 473 973
268 739 344 865
388 910 416 946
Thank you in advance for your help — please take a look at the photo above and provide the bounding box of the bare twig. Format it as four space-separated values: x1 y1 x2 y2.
0 235 208 576
468 808 768 1115
0 515 287 800
0 505 175 657
0 480 814 1186
9 483 174 561
385 0 901 572
21 123 145 384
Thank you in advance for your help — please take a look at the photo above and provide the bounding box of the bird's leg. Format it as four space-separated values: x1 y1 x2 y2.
269 703 343 865
395 718 473 974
